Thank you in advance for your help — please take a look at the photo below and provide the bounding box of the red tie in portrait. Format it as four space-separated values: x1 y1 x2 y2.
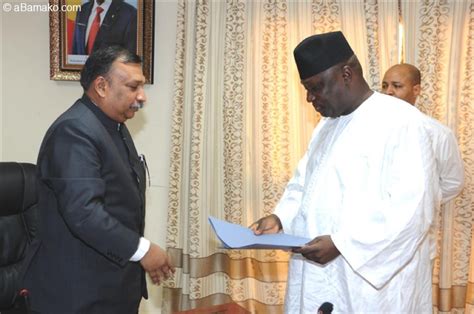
87 6 104 55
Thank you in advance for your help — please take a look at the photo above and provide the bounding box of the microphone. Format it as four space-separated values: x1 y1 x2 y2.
19 289 32 314
318 302 333 314
129 102 144 111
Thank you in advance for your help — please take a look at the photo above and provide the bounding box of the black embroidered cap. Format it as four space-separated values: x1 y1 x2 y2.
294 31 354 80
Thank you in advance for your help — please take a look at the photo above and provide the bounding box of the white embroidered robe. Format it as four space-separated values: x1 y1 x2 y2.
274 92 438 313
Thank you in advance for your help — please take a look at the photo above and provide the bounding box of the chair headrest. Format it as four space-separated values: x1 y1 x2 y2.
0 162 37 217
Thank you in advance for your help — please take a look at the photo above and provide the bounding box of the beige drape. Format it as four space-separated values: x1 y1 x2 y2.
164 1 474 313
403 2 474 313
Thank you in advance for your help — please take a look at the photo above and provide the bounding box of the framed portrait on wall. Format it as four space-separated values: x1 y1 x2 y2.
49 0 154 83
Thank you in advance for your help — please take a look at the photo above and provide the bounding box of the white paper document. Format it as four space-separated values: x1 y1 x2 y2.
208 216 311 249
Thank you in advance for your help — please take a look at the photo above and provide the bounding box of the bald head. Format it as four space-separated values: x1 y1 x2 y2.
381 63 421 105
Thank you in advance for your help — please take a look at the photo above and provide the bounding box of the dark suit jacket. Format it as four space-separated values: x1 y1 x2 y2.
24 96 147 313
72 0 137 55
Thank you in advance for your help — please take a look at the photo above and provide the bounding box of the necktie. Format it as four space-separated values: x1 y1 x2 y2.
87 7 104 55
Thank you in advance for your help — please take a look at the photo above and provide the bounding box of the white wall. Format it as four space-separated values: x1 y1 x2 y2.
1 2 179 313
0 4 4 159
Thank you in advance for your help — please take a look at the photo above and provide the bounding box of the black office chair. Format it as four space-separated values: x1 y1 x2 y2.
0 162 38 314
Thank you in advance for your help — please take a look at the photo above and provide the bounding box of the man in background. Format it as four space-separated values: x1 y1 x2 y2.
24 46 173 313
382 63 464 204
251 31 437 313
72 0 137 55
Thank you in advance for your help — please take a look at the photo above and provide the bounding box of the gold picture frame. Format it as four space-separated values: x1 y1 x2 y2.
49 0 154 83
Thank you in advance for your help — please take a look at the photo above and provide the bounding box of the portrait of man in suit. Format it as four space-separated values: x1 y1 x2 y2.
71 0 137 56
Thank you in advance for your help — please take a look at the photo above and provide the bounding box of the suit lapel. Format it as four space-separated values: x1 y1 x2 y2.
82 1 94 22
96 0 121 42
119 124 146 194
119 124 146 233
74 1 94 53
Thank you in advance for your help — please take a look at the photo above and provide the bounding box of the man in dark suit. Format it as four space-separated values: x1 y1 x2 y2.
23 46 173 313
72 0 137 55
